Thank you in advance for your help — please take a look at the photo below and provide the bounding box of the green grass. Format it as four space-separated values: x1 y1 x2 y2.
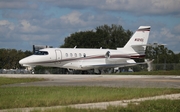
0 75 180 110
0 86 180 109
33 99 180 112
116 70 180 75
0 77 46 86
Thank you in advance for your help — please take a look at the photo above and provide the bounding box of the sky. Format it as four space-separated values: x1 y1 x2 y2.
0 0 180 53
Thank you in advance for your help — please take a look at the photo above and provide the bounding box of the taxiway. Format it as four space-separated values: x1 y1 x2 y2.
1 74 180 88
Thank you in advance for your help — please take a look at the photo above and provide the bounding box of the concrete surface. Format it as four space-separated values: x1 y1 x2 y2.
0 74 180 88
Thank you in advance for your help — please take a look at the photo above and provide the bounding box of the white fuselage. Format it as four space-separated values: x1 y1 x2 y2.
19 48 140 70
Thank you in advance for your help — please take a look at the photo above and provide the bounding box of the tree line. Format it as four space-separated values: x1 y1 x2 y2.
0 49 32 69
61 24 132 49
146 45 180 64
0 24 179 69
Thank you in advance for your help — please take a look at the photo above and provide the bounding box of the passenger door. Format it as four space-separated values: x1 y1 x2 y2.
55 50 62 63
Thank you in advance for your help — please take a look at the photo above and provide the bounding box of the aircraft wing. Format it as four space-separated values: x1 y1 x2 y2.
81 60 147 70
92 62 146 69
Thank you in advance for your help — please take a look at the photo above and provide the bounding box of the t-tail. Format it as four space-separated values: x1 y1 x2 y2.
123 26 151 55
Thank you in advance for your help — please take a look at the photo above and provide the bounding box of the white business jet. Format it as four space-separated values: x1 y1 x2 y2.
19 26 151 74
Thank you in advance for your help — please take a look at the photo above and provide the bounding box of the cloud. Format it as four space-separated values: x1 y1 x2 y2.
0 0 38 9
149 26 180 52
0 8 122 50
43 0 180 16
0 19 54 50
0 20 14 30
103 0 180 15
0 0 179 52
0 20 15 41
174 24 180 34
57 10 121 31
2 9 46 21
42 0 100 9
1 0 179 16
160 28 174 40
19 20 41 33
60 11 86 26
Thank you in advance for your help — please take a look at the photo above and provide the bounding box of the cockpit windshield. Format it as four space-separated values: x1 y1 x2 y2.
34 51 49 55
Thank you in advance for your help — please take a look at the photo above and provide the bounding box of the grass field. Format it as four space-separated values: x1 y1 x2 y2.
0 86 180 109
31 99 180 112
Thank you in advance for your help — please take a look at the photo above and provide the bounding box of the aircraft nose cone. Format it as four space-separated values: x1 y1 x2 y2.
19 58 29 66
19 58 25 65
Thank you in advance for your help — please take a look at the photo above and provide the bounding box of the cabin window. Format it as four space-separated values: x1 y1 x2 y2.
75 53 77 57
70 53 73 57
79 53 82 57
66 53 68 57
34 51 48 55
83 53 86 57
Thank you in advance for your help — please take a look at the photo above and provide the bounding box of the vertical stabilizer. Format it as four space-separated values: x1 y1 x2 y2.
123 26 151 54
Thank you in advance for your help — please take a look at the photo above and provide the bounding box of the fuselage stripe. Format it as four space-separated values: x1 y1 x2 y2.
25 54 145 65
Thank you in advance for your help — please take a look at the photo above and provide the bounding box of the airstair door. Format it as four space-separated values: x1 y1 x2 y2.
55 50 62 63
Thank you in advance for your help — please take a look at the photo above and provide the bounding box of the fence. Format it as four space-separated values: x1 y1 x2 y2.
0 69 31 74
152 63 180 71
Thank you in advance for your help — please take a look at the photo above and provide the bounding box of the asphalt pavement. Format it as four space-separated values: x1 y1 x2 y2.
1 74 180 88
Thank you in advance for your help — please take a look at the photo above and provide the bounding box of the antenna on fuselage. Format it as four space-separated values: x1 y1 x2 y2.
74 46 77 49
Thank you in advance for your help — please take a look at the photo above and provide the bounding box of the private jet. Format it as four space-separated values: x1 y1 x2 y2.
19 26 151 74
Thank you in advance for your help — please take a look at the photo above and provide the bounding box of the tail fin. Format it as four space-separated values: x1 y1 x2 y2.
123 26 151 54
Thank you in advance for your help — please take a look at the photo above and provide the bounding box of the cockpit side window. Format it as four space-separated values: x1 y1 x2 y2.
34 51 49 55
